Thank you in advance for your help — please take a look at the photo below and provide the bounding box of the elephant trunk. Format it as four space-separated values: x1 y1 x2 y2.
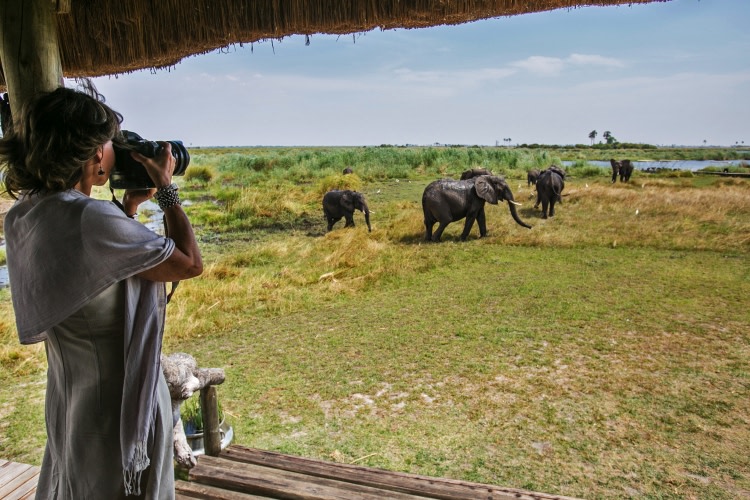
505 191 532 229
361 203 372 232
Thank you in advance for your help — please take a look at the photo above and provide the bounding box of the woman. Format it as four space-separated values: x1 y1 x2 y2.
0 82 202 498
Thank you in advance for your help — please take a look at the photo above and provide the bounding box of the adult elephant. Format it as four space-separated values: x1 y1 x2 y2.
611 159 633 183
422 175 531 242
527 168 541 186
610 159 621 183
322 190 372 232
619 159 633 182
535 166 565 219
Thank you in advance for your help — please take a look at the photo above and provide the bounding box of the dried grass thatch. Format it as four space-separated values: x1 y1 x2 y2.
0 0 669 87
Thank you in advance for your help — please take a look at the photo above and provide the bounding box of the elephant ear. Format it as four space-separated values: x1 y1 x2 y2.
340 191 354 210
474 176 499 204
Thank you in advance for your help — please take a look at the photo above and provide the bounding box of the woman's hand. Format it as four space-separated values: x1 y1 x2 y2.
121 188 156 217
130 141 175 189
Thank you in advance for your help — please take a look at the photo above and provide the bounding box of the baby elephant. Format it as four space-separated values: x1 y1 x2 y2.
527 168 541 186
323 190 371 232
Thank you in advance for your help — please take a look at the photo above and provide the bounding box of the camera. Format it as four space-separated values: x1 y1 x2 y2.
111 130 190 189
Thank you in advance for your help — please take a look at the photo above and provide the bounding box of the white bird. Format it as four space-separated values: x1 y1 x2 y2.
635 209 640 215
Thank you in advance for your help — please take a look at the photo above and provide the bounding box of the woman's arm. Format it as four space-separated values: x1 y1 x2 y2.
137 201 202 281
124 144 203 282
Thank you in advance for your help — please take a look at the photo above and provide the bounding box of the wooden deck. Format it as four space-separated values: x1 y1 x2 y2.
176 445 580 500
0 459 40 500
1 446 580 499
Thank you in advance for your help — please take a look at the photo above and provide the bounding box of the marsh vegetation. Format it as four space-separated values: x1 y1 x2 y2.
1 146 748 498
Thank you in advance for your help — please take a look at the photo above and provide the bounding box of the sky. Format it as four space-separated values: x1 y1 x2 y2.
86 0 750 148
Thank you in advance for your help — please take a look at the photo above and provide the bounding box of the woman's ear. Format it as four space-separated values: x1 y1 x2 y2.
92 146 105 167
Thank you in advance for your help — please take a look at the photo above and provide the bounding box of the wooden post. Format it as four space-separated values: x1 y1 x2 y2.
199 385 222 456
0 0 64 127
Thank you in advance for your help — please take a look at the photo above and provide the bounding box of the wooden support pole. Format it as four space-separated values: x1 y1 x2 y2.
199 385 222 457
0 0 64 127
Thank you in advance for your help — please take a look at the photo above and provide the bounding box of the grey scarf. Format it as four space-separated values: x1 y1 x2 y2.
5 189 175 495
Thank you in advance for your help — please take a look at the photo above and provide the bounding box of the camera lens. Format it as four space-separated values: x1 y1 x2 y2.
110 131 190 189
168 141 190 176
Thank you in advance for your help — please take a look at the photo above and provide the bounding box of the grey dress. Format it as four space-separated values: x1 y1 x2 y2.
35 281 174 500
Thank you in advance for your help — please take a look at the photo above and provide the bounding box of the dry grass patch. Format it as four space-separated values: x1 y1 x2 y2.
500 179 750 251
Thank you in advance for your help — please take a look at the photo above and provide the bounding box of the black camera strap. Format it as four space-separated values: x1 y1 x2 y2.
109 186 180 303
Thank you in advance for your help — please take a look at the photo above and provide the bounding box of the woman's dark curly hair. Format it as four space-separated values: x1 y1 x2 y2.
0 80 123 198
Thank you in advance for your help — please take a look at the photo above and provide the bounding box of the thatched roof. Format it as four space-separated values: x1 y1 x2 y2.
0 0 669 88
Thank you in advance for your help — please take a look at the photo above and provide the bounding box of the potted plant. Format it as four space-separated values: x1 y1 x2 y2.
181 396 233 455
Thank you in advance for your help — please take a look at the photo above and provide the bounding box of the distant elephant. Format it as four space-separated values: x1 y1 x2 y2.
460 167 492 180
535 167 565 219
422 175 531 242
619 160 633 182
342 167 354 175
610 159 621 183
611 159 633 183
323 190 371 232
533 165 566 205
527 168 541 186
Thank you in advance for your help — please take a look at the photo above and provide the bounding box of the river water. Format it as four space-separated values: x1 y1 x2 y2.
561 159 748 172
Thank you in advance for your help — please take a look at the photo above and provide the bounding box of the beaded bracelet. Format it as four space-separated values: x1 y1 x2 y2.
154 183 181 210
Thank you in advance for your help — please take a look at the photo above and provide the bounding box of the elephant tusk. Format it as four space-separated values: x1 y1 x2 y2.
508 200 522 206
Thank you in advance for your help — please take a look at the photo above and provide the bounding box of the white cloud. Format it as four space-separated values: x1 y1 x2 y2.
511 56 565 76
392 67 516 86
567 53 625 68
511 53 625 76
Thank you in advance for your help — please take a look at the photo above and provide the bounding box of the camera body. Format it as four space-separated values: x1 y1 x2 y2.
111 130 190 189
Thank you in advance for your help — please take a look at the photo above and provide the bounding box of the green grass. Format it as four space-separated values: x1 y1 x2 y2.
1 146 749 498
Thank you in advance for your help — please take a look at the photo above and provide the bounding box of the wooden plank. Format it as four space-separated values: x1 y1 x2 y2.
190 455 431 500
0 461 26 481
220 446 579 500
0 463 40 500
0 461 36 482
176 479 272 499
4 472 39 500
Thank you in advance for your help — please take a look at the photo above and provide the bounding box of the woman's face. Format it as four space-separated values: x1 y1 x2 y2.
76 140 116 195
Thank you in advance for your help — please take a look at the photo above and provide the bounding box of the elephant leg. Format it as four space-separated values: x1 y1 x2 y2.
549 201 555 217
541 200 549 219
460 215 477 241
344 214 355 227
476 208 487 237
424 212 437 241
424 221 434 241
327 216 341 231
432 222 450 242
611 172 617 183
